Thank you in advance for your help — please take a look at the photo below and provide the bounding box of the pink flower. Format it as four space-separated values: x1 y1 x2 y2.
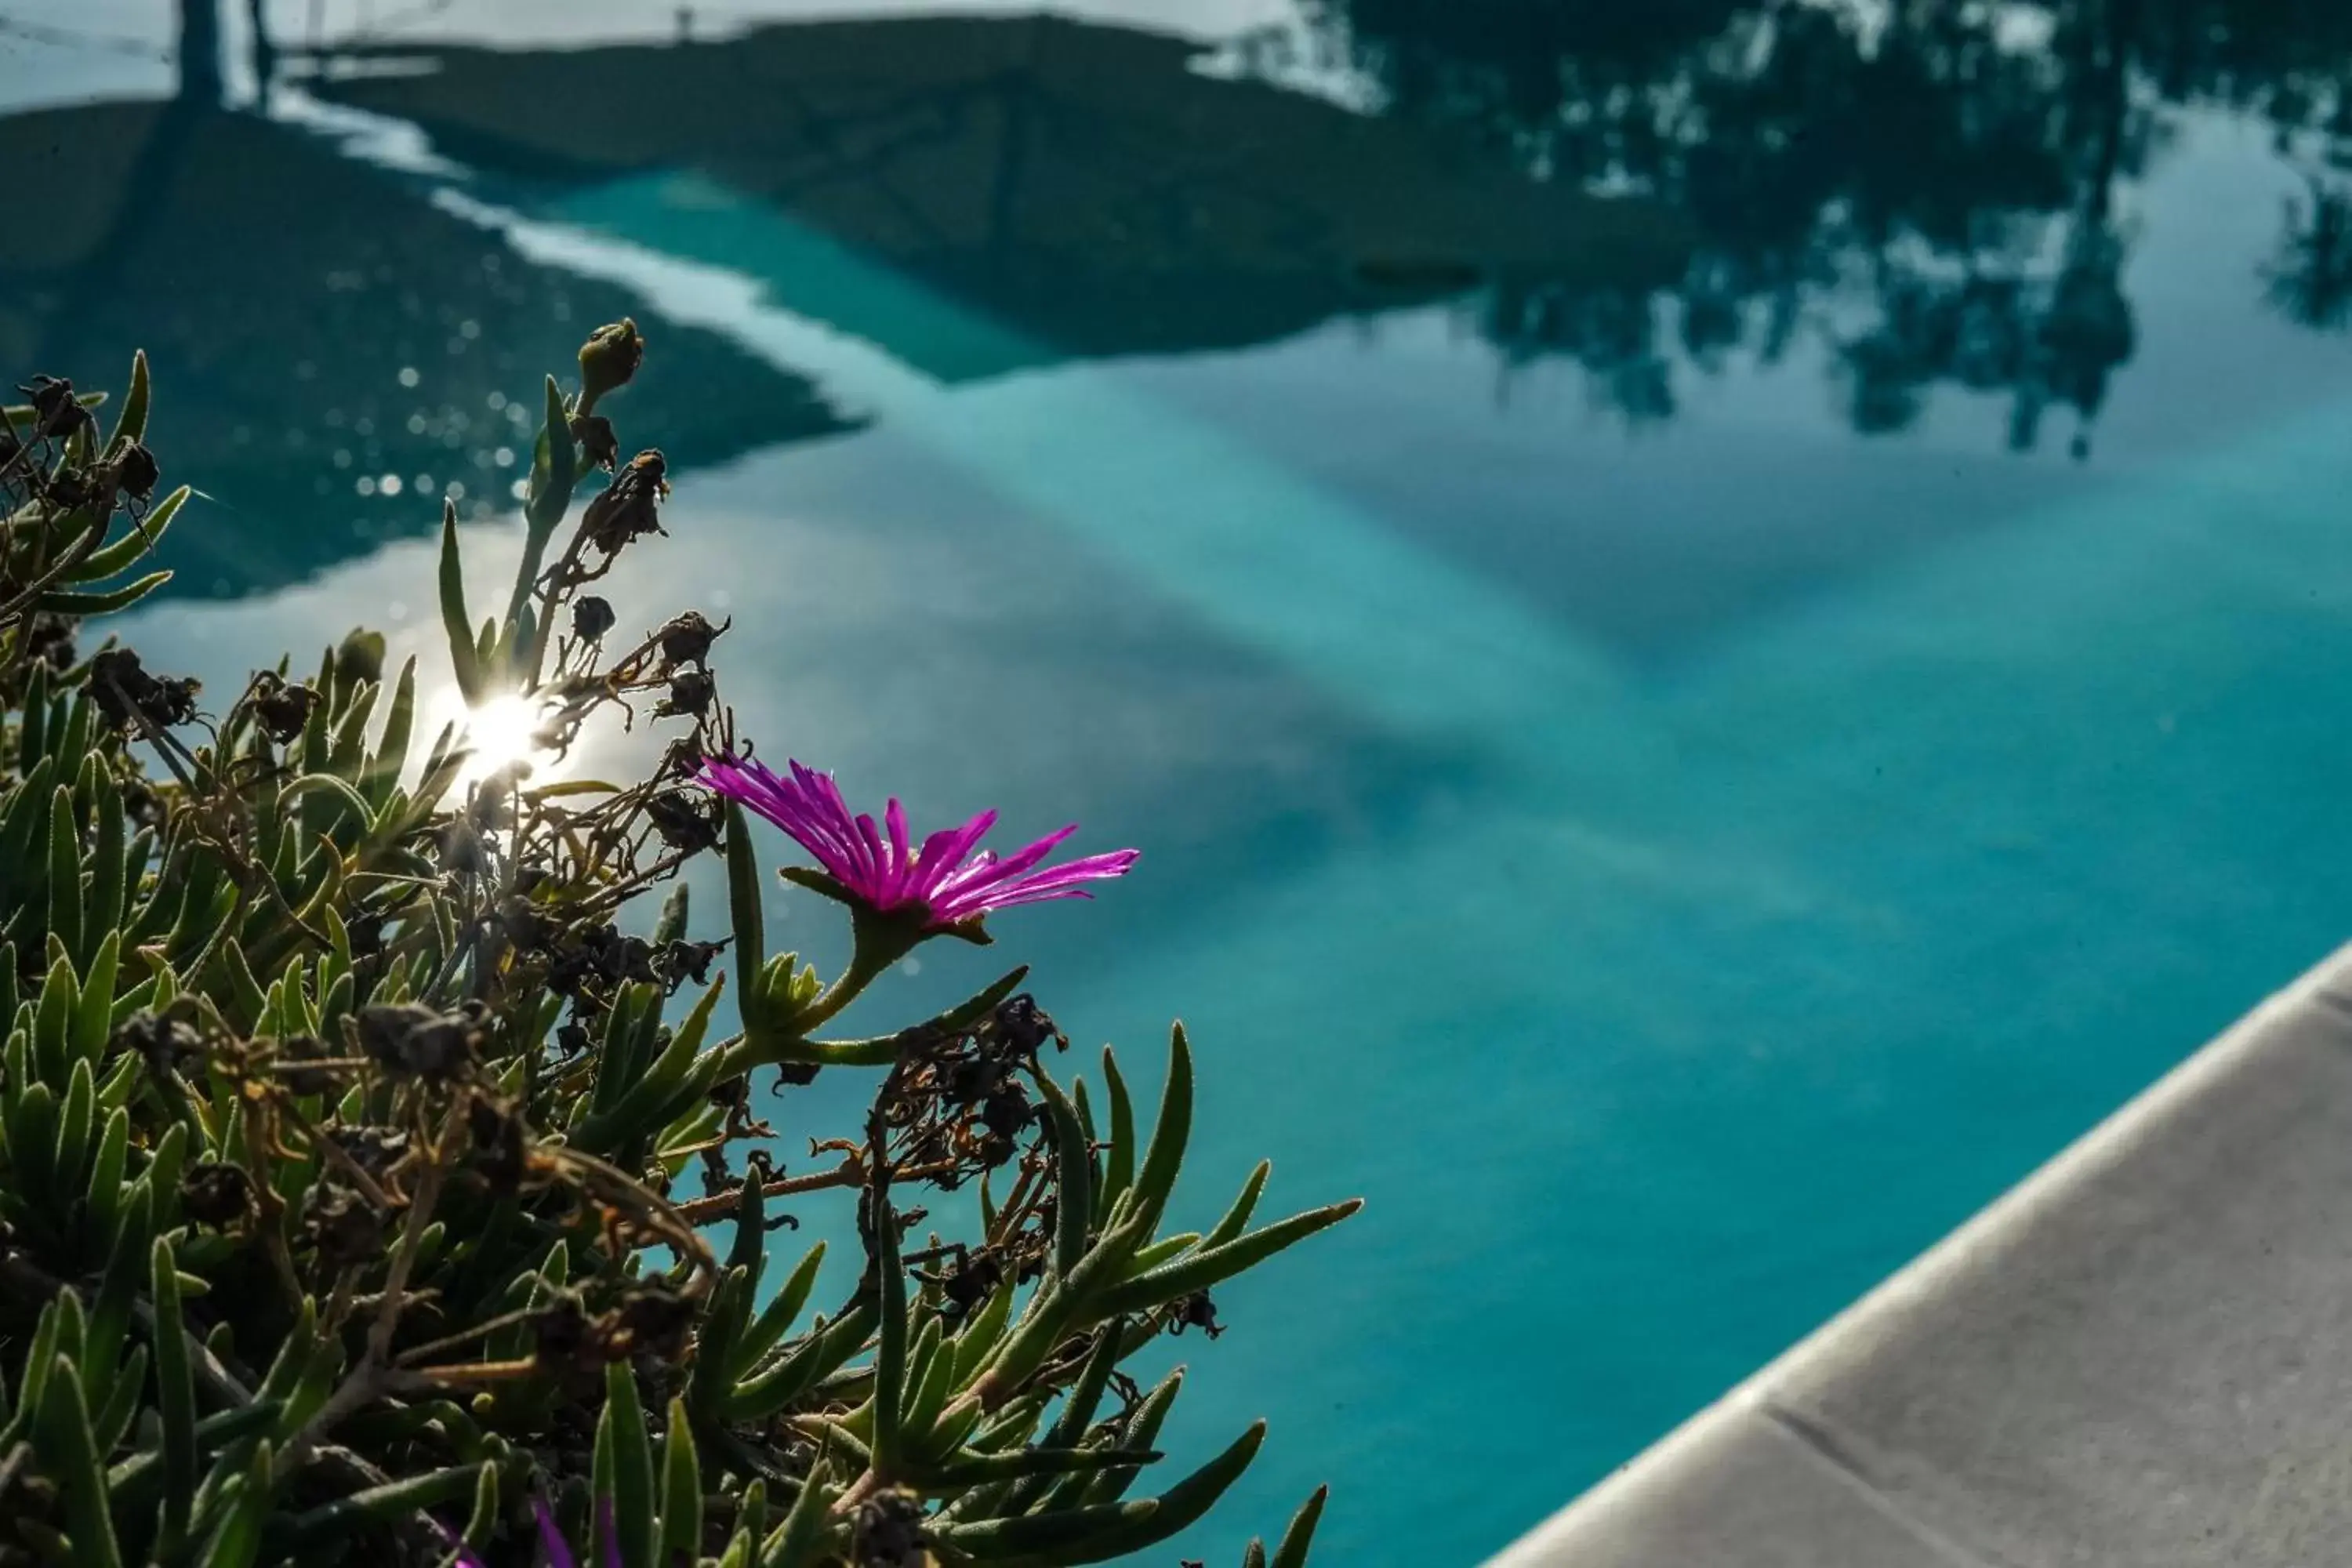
448 1497 615 1568
702 755 1137 929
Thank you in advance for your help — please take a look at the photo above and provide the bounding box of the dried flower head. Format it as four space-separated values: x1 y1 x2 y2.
16 375 91 440
112 440 161 501
180 1162 252 1230
249 672 321 744
301 1185 383 1269
20 611 76 673
655 669 713 720
645 789 721 851
572 594 618 644
89 647 200 731
570 411 620 471
354 1002 487 1080
853 1490 930 1568
655 610 726 670
114 1009 204 1076
579 450 669 555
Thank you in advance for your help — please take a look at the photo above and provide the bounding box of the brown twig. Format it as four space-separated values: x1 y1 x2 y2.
669 1157 967 1228
281 1098 464 1470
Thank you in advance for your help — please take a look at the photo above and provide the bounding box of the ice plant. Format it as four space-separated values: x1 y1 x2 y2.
701 753 1138 929
546 1498 621 1568
452 1500 615 1568
0 340 1351 1568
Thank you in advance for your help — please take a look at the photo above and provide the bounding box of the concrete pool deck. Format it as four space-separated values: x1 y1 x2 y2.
1494 943 2352 1566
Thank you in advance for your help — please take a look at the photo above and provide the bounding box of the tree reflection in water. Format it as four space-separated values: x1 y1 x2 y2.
1243 0 2352 453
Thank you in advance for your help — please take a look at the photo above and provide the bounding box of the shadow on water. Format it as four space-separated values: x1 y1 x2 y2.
0 9 860 601
296 10 1695 381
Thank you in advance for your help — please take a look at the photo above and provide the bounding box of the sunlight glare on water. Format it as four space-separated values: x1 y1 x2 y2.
433 686 570 793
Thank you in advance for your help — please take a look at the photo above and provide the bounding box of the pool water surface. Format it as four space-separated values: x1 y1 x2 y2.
10 2 2352 1560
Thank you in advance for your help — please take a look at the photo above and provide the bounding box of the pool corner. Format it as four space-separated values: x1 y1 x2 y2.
1492 942 2352 1566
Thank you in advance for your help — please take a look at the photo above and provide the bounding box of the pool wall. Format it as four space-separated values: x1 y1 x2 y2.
1493 942 2352 1566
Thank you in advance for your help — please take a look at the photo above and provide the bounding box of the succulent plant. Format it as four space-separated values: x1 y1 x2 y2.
0 336 1356 1566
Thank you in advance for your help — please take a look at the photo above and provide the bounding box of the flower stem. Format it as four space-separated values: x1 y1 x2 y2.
793 954 885 1036
795 907 925 1034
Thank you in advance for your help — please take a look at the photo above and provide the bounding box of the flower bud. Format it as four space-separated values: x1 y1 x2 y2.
577 318 644 408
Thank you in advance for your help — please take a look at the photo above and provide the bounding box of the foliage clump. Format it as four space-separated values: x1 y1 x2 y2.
0 332 1355 1566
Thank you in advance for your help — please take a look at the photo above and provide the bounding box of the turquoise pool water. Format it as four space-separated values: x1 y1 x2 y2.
13 2 2352 1561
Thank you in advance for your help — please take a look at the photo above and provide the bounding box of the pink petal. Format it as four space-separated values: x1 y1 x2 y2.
533 1499 575 1568
884 797 916 902
714 761 863 885
852 812 897 906
996 848 1142 896
928 810 999 888
942 884 1099 919
935 823 1081 901
939 848 1136 920
790 761 872 882
909 818 981 904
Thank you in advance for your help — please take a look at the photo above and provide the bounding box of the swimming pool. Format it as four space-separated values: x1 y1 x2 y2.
12 2 2352 1560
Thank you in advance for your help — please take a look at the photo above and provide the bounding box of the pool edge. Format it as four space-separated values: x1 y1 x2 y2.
1490 941 2352 1566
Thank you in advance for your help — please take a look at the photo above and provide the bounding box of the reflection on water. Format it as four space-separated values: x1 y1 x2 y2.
0 56 855 598
15 2 2352 1563
7 2 2352 593
1280 0 2352 438
302 12 1690 384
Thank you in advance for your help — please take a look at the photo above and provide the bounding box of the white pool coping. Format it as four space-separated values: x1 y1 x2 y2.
1493 942 2352 1566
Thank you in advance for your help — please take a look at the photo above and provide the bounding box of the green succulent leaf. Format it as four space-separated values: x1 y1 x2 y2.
658 1398 702 1566
152 1236 198 1551
603 1360 659 1568
1094 1199 1363 1319
73 485 187 583
736 1240 827 1374
34 1354 124 1568
1037 1070 1094 1279
767 1444 834 1568
1128 1024 1196 1238
1272 1485 1330 1568
38 569 172 615
439 500 483 702
103 349 149 456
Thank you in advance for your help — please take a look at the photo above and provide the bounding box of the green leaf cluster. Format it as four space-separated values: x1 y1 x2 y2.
0 346 1354 1568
